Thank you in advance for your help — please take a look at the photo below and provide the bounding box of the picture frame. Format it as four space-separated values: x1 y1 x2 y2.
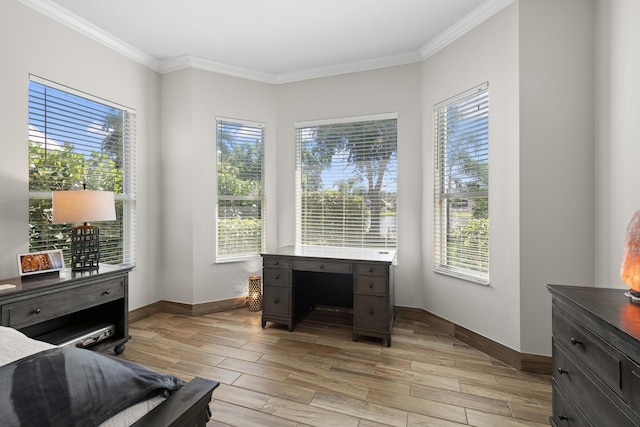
17 249 65 276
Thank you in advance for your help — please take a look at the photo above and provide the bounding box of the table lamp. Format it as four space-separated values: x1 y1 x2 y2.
621 210 640 303
52 189 116 271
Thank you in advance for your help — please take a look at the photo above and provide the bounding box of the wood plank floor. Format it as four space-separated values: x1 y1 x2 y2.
120 309 552 427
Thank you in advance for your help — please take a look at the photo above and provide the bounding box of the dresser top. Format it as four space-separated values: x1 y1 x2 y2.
0 263 135 297
263 245 397 264
548 284 640 342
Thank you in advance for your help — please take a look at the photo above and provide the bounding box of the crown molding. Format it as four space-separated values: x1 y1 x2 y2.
420 0 516 60
20 0 513 83
272 51 424 84
159 51 423 84
17 0 161 72
158 55 278 83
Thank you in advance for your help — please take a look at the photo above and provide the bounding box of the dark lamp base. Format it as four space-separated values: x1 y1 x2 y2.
70 225 100 272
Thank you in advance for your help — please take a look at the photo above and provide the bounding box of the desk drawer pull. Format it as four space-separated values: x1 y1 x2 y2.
102 289 112 296
273 275 280 280
570 337 582 345
557 367 568 375
558 414 569 421
274 298 280 304
319 264 324 269
368 283 374 289
32 308 41 315
369 309 374 315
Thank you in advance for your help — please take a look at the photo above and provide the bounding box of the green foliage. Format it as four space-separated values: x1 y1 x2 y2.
28 140 124 264
301 190 366 246
299 188 397 247
29 142 122 192
447 217 489 273
217 217 262 257
217 127 262 196
217 161 261 196
101 109 124 169
216 123 264 257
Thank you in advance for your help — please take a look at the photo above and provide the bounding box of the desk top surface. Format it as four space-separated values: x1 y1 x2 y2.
263 245 396 264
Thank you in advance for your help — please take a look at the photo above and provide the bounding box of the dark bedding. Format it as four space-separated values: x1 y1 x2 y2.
0 346 185 427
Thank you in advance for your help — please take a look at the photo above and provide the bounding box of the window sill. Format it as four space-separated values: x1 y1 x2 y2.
216 255 262 264
433 267 489 286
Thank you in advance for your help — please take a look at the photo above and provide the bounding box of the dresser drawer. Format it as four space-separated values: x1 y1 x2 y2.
263 257 292 269
354 295 388 331
263 286 291 317
3 277 124 329
623 357 640 408
553 307 622 396
293 260 352 274
553 343 635 427
354 275 388 295
263 268 291 286
551 382 588 427
355 264 388 276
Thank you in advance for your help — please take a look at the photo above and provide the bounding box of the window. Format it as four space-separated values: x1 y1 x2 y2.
295 113 397 249
433 82 489 284
28 76 137 265
216 117 265 261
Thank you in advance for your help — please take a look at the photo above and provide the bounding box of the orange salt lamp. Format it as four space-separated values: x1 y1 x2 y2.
621 210 640 302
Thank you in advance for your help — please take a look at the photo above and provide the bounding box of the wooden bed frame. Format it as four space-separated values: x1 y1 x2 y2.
132 377 219 427
0 324 219 427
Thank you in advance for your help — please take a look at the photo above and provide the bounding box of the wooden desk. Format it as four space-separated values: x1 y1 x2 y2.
261 246 396 346
0 264 133 354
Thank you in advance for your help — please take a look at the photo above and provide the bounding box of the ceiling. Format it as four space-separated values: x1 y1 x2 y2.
21 0 513 84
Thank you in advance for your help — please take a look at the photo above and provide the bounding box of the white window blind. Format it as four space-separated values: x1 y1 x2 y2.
433 83 489 284
295 114 397 249
216 117 265 261
28 76 137 265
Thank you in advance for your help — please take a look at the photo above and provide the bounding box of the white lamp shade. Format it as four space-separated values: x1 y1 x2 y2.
52 190 116 224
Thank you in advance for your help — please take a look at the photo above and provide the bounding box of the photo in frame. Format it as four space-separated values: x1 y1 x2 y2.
17 249 65 276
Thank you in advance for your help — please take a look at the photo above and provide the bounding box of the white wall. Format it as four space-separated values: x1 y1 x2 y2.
595 0 640 288
422 3 522 351
275 65 424 307
0 1 163 310
159 68 277 304
519 0 595 354
422 0 596 356
158 69 195 303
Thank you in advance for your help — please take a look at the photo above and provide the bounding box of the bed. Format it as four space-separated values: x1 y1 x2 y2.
0 326 219 427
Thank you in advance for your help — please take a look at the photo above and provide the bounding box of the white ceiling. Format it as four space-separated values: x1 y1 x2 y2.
21 0 513 83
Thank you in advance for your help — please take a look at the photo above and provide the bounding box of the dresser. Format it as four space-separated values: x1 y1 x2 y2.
261 246 396 346
0 264 133 354
548 284 640 426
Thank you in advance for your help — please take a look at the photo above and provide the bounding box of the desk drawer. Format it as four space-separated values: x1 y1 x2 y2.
263 286 291 317
354 295 388 331
293 260 352 274
263 257 292 269
263 268 291 286
355 275 388 296
355 264 388 276
3 278 124 329
553 307 622 396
